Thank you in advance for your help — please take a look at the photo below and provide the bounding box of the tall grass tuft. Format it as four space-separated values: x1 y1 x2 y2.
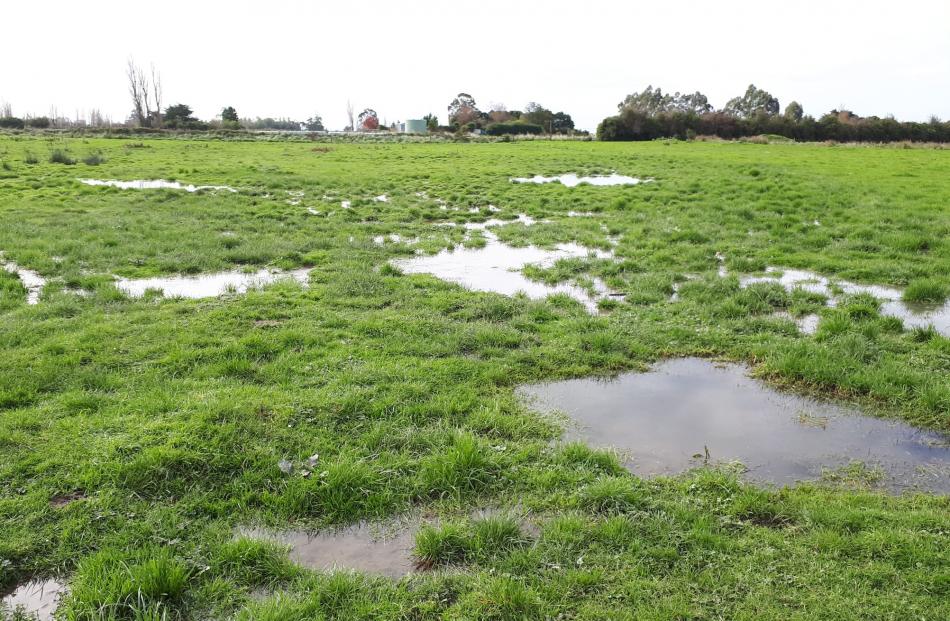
903 278 948 303
49 149 76 165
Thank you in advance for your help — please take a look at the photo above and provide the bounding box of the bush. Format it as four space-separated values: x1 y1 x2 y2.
83 152 105 165
27 116 50 128
485 121 543 136
49 149 76 165
0 116 25 129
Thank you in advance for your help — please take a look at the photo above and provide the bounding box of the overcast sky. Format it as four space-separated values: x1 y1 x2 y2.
2 0 948 131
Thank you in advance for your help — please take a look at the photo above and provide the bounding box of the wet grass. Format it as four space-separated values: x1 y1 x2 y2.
0 135 949 619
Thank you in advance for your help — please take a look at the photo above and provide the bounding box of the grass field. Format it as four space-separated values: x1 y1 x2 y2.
1 135 949 620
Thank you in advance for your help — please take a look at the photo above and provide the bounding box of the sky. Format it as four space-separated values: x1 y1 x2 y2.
2 0 949 131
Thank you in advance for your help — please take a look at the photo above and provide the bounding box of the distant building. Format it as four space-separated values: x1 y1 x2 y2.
405 119 427 134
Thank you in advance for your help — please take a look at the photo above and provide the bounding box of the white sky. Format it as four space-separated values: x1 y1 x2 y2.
2 0 948 131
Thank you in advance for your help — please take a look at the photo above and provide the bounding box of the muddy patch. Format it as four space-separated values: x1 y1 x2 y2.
116 268 311 299
1 257 46 305
1 579 67 621
393 226 613 312
238 522 415 578
740 267 950 336
511 173 650 187
79 179 237 193
519 358 950 493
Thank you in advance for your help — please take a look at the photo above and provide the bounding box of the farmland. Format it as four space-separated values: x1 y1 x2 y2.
1 135 949 620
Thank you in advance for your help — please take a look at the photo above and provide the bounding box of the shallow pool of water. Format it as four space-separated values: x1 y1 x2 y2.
1 258 46 304
740 267 950 336
511 173 649 187
1 579 66 621
238 522 416 578
79 179 237 192
393 230 612 313
519 358 950 493
116 268 310 299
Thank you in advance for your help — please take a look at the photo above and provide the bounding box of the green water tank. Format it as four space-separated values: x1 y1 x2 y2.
405 119 428 134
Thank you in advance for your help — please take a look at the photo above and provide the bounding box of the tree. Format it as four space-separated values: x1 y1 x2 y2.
221 107 239 123
358 108 379 131
305 114 325 131
345 100 355 131
448 92 479 125
164 103 197 128
423 113 439 130
619 86 712 115
126 59 163 127
784 101 804 121
551 111 575 133
723 84 779 118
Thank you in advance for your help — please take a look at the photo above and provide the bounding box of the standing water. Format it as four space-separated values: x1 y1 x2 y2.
519 358 950 493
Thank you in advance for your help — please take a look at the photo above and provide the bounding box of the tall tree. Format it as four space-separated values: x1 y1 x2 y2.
723 84 780 118
358 108 379 131
305 114 325 131
221 107 239 123
784 101 804 121
345 100 355 131
448 93 479 125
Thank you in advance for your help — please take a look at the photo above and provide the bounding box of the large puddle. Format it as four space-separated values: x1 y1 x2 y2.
740 267 950 336
116 268 310 299
519 358 950 493
1 579 67 621
79 179 237 193
238 521 417 578
511 173 649 187
393 224 613 312
2 257 46 305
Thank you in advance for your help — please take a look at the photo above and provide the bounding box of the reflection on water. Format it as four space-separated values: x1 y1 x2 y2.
511 173 650 187
116 268 311 298
79 178 237 192
519 358 950 493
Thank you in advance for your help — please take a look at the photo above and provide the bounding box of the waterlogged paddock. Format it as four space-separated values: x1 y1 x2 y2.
519 358 950 492
116 268 311 298
1 579 67 621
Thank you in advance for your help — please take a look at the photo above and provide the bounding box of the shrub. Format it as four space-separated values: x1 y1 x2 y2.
0 116 25 129
83 152 106 165
49 149 76 165
27 116 50 128
485 121 543 136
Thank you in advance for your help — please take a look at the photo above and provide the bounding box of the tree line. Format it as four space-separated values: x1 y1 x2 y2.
597 84 950 142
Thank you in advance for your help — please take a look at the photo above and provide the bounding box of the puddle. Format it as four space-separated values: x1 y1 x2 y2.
740 267 950 336
773 311 820 335
511 173 649 187
116 268 311 299
373 234 416 245
2 257 46 305
567 211 595 217
1 579 67 621
374 195 389 203
341 200 351 209
238 522 415 578
519 358 950 493
393 228 613 312
461 213 538 230
79 179 237 193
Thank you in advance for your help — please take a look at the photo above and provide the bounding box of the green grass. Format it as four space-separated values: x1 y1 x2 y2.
903 277 948 303
0 134 948 619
